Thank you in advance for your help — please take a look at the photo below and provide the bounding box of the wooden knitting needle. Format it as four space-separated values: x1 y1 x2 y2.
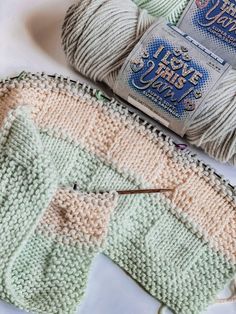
73 184 172 194
116 188 173 195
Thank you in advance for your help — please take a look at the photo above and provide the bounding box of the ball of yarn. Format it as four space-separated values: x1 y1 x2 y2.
62 0 236 166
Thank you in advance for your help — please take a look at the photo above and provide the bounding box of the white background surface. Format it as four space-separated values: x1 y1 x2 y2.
0 1 235 314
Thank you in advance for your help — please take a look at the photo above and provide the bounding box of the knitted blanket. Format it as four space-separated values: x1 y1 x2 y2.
0 72 235 314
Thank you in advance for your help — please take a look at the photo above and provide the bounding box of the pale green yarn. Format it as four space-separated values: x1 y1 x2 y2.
10 233 98 314
133 0 190 24
158 304 167 314
0 110 115 314
0 107 57 306
7 182 116 314
105 195 236 314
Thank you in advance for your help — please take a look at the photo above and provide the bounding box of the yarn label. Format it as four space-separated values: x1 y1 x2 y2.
178 0 236 67
113 18 230 136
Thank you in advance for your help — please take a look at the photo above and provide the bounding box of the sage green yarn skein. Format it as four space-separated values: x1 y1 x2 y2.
62 0 236 166
133 0 190 24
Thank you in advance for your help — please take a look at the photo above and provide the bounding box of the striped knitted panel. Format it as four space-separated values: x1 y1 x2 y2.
0 73 235 314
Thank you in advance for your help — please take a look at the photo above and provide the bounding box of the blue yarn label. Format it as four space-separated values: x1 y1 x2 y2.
178 0 236 67
113 18 230 136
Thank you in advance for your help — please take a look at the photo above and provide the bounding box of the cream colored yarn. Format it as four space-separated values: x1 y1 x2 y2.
62 0 236 166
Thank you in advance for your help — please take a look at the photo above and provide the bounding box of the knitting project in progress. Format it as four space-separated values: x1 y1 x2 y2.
0 72 235 314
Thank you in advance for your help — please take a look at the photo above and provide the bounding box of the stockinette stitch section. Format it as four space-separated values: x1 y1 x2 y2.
0 73 236 314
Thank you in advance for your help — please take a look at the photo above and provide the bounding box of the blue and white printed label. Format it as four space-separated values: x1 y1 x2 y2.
113 18 230 136
178 0 236 67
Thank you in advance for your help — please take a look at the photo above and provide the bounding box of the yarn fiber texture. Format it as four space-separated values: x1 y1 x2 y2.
62 0 236 166
133 0 190 24
1 72 235 314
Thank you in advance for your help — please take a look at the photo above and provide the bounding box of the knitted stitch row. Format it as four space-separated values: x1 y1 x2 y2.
0 72 235 314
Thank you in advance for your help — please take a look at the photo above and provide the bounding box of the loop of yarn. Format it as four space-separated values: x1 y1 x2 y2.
62 0 236 165
157 304 167 314
216 277 236 304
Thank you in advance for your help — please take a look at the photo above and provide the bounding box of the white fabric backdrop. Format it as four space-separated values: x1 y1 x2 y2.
0 1 235 314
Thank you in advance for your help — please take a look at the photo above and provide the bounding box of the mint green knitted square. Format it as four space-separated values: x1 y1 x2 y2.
10 234 95 314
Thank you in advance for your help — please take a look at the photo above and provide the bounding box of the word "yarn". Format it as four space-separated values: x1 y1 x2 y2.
62 0 236 165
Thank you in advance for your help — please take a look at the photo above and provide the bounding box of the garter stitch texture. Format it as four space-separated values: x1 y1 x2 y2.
0 81 118 313
62 0 236 165
10 189 117 314
0 72 236 314
0 106 57 308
